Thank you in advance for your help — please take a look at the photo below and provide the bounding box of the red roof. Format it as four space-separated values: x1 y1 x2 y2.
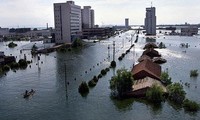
132 59 161 80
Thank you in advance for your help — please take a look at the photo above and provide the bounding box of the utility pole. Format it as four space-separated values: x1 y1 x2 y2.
64 63 68 98
108 45 110 58
37 54 40 70
113 41 115 61
131 34 133 46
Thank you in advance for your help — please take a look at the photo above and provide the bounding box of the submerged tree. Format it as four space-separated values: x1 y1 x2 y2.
8 42 17 48
78 81 89 96
146 84 164 103
31 44 38 54
18 59 28 68
190 70 198 77
72 38 83 48
160 71 172 85
167 83 186 104
110 68 134 98
110 61 116 68
158 42 166 49
183 99 200 112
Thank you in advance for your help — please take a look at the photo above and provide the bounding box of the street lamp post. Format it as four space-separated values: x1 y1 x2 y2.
64 63 68 98
113 41 115 61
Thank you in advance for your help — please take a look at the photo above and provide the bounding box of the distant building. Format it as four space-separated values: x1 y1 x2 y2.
90 9 95 28
181 26 198 36
26 30 51 38
81 6 95 28
9 28 31 33
54 1 82 44
145 7 156 35
82 27 114 39
0 28 9 37
125 18 129 29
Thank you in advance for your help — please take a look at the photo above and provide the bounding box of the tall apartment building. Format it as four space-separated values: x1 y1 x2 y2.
125 18 129 29
90 9 95 28
54 1 82 44
144 7 156 35
81 6 95 29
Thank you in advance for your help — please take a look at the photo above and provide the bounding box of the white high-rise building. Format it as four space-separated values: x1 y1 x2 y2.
90 9 95 28
145 7 156 35
54 1 82 44
81 6 95 29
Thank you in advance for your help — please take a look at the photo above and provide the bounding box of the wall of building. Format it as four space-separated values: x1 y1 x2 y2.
125 18 129 29
181 26 198 36
145 7 156 35
54 1 82 44
82 6 91 29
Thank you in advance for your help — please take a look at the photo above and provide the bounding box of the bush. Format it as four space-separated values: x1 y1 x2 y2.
58 47 67 52
183 99 200 112
167 83 186 104
72 38 83 48
110 68 134 98
78 81 89 94
10 62 19 69
68 48 72 51
121 53 125 57
118 56 123 61
8 42 17 48
88 80 97 87
126 49 130 53
18 59 28 68
101 69 107 75
190 70 198 77
159 42 166 49
110 61 116 68
105 68 110 72
160 72 172 85
2 65 10 71
98 74 102 79
146 84 164 103
31 44 38 52
0 68 3 74
92 76 98 83
27 61 31 64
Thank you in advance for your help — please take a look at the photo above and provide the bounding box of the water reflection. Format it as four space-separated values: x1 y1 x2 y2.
146 38 156 43
111 97 134 112
136 99 163 115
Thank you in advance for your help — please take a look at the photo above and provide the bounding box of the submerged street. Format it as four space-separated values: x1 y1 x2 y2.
1 30 200 120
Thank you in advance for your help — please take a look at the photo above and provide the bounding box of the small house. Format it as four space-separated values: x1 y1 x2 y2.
132 59 161 80
142 49 161 59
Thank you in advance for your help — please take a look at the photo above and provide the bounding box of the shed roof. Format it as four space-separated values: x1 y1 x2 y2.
142 49 161 58
138 55 152 62
132 59 161 80
143 42 158 50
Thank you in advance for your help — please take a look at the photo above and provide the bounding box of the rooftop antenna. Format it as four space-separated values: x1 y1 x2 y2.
151 1 153 7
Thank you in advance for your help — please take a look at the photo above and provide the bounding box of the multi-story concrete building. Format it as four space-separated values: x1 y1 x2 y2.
125 18 129 29
181 26 198 36
54 1 82 44
90 9 95 28
0 28 9 37
81 6 95 29
145 7 156 35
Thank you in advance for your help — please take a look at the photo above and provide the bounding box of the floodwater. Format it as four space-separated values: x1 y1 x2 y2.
0 30 200 120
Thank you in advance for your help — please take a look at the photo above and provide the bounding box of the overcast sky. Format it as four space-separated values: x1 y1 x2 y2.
0 0 200 28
